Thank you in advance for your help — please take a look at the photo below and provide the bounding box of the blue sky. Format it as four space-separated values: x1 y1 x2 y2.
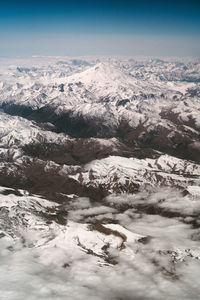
0 0 200 57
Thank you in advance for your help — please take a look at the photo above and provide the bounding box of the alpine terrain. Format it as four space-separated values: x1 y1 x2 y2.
0 56 200 300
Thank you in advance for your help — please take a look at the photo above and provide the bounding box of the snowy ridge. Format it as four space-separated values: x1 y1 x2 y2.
0 110 70 161
0 111 68 147
69 154 200 192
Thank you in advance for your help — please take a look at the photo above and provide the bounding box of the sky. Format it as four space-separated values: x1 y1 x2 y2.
0 0 200 57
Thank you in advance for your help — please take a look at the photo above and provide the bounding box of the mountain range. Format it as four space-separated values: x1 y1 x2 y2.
0 56 200 300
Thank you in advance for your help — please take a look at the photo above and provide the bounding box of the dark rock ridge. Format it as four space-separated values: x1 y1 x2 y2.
2 103 200 164
2 103 115 138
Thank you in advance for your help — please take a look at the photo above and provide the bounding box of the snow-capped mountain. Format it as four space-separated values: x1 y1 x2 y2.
1 56 200 162
0 56 200 299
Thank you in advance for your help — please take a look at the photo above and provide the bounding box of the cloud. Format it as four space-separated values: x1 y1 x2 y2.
1 186 200 299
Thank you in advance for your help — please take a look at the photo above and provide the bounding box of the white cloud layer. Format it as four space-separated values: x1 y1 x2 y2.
0 187 200 299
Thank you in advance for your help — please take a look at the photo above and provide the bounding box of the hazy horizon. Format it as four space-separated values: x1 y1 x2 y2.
0 0 200 57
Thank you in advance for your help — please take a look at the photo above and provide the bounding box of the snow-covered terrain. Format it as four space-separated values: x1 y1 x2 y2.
0 56 200 299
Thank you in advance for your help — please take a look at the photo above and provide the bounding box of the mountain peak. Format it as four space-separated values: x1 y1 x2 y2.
64 61 130 86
